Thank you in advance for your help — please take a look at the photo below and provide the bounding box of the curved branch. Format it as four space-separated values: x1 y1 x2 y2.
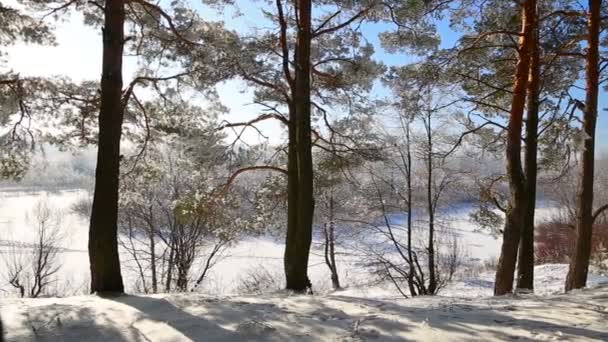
593 204 608 224
312 5 374 37
128 0 201 46
218 113 289 130
122 72 190 107
218 166 288 197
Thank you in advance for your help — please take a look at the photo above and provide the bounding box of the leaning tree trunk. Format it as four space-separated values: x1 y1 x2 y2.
323 222 341 289
517 24 540 292
88 0 125 294
284 0 314 293
565 0 601 292
323 194 340 289
494 0 537 296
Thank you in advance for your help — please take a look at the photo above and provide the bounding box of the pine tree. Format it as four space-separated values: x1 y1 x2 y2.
216 0 384 292
566 0 604 292
494 0 538 296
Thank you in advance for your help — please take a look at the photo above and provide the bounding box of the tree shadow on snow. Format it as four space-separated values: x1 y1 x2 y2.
111 295 241 341
326 294 608 341
115 295 412 341
14 291 608 341
11 304 141 342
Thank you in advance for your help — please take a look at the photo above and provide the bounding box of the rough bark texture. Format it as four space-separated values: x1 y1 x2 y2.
88 0 125 294
517 24 540 292
494 0 536 296
565 0 601 292
284 0 314 293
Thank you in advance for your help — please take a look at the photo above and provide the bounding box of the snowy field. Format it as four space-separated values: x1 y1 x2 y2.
0 188 581 297
2 188 608 340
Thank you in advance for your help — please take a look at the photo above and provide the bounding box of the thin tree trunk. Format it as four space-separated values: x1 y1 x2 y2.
284 0 314 293
147 206 158 293
425 111 437 294
565 0 601 292
149 229 157 293
192 242 224 291
494 0 537 296
88 0 125 294
400 116 417 297
517 23 540 292
323 194 340 289
328 221 340 289
165 237 175 292
126 220 147 293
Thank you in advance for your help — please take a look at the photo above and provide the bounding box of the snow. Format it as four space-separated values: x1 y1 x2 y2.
443 264 608 297
3 189 608 340
0 189 604 297
0 189 92 295
2 282 608 341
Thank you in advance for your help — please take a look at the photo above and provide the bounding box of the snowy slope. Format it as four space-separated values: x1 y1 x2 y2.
3 283 608 341
0 188 601 297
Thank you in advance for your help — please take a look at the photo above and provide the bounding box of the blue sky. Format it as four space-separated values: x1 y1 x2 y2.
196 1 607 151
4 0 607 151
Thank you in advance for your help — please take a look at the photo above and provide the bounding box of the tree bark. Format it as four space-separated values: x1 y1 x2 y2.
284 0 314 293
517 22 540 292
494 0 537 296
565 0 601 292
425 110 437 294
88 0 125 294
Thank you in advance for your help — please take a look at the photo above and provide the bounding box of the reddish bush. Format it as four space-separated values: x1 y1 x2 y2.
535 222 608 264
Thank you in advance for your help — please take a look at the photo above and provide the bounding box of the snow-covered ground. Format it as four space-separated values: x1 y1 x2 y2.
0 188 605 297
2 189 608 340
0 189 92 296
2 280 608 341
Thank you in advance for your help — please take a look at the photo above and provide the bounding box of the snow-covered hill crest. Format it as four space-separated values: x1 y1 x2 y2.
3 284 608 341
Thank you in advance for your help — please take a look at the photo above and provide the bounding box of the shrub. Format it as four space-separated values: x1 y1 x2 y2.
535 221 608 265
235 265 283 295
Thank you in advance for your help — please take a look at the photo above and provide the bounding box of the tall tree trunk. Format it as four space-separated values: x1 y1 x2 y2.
565 0 601 292
494 0 537 296
284 0 314 293
517 24 540 292
425 111 437 294
285 106 302 290
401 116 417 297
88 0 125 294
